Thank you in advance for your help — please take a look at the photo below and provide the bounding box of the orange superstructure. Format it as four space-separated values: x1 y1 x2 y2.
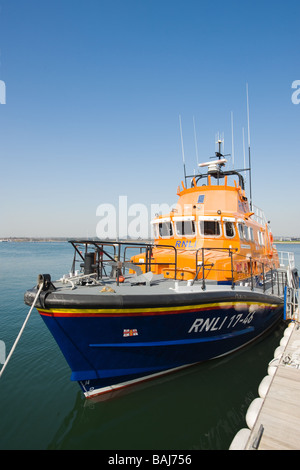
131 154 279 285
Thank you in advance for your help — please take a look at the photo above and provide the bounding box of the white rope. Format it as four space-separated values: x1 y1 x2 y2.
0 283 43 379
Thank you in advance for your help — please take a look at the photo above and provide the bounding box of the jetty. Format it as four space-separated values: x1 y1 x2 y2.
247 322 300 449
230 304 300 450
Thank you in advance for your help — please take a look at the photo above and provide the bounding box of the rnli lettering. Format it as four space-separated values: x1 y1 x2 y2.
175 240 197 248
188 312 254 333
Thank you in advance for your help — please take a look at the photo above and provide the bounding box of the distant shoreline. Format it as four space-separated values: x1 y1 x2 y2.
275 241 300 244
0 238 70 242
0 238 299 244
0 238 154 243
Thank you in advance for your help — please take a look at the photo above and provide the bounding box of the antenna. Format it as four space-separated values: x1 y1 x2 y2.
192 116 199 169
242 127 246 173
231 111 235 168
179 115 187 185
246 83 253 210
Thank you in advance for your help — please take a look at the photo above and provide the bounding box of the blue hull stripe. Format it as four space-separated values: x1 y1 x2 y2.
89 326 254 348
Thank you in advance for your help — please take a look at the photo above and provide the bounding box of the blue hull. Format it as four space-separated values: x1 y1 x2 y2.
38 295 283 398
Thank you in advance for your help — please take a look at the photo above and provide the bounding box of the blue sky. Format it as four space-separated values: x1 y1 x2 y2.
0 0 299 237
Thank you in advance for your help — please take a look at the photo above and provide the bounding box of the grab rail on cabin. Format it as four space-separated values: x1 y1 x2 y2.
194 247 237 290
68 240 288 295
123 243 178 281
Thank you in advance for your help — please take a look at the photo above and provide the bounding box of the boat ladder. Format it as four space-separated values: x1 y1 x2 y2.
284 286 299 322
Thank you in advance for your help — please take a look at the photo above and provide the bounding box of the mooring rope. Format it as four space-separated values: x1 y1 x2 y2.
0 283 43 379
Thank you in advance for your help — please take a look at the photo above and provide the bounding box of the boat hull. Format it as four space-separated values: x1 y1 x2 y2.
30 288 283 398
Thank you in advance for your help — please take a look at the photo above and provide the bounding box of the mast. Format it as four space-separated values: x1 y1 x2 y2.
231 111 235 168
242 127 246 171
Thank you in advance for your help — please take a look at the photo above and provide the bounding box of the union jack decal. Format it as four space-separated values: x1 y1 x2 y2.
123 329 138 337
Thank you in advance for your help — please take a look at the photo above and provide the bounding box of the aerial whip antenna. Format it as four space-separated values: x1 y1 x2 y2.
246 83 253 210
242 127 246 177
179 115 187 186
193 116 199 169
231 111 235 168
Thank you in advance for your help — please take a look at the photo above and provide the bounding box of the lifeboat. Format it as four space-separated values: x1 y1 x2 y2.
24 143 295 399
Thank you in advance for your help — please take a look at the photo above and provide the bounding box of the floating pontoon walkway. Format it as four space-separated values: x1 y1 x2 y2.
231 320 300 450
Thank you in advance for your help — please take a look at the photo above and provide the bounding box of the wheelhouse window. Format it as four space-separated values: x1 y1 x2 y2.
151 218 173 239
258 231 265 246
237 223 245 239
225 222 235 238
173 216 196 237
158 222 173 238
199 217 221 237
223 218 236 238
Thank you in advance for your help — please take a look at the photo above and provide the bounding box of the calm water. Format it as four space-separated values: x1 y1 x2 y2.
0 242 299 450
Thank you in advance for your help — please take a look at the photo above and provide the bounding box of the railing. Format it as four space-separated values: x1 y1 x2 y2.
69 239 178 284
278 251 295 270
284 287 299 321
193 247 288 294
252 204 268 226
68 240 291 296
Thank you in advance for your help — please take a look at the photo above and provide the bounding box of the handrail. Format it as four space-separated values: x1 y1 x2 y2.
278 250 295 270
284 286 299 321
68 239 288 295
69 239 178 281
194 247 236 290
